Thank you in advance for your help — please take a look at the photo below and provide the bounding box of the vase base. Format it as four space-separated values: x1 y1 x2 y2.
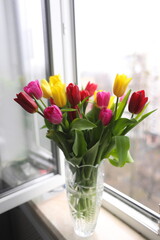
74 229 94 238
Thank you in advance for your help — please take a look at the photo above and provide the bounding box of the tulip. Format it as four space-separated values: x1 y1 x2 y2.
80 90 90 101
51 82 67 107
14 92 38 113
49 74 62 87
108 96 115 109
128 90 148 114
41 79 52 98
99 108 113 126
113 74 132 97
50 98 55 105
85 81 98 96
44 105 62 124
68 106 77 121
24 80 43 99
96 91 110 108
66 83 81 106
49 75 67 107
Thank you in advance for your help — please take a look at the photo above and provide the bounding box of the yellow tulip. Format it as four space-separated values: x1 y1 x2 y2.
51 82 67 107
113 74 132 97
49 74 62 88
41 79 52 98
108 96 115 109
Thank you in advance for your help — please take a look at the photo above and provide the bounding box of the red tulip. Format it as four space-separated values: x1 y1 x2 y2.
66 83 81 106
14 92 38 113
44 105 62 124
80 90 90 101
85 82 98 96
24 80 43 99
99 108 113 126
128 90 148 114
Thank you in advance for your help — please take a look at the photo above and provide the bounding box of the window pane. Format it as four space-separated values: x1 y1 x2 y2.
0 0 55 195
74 0 160 213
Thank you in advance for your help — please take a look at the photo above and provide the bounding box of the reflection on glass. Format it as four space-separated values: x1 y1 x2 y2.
74 0 160 212
0 0 54 195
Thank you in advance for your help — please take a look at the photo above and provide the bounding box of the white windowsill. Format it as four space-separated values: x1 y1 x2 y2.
31 190 147 240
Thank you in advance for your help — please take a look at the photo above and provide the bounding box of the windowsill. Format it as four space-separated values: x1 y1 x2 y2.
30 189 147 240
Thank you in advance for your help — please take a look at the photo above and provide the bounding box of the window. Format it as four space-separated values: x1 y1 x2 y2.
74 0 160 212
0 0 64 213
60 0 160 238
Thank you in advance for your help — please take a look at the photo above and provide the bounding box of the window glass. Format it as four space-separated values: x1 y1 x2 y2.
0 0 55 195
74 0 160 213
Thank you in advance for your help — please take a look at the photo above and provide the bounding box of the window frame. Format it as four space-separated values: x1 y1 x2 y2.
59 0 160 239
0 0 65 213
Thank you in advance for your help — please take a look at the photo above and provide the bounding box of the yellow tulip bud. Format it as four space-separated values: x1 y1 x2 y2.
51 82 67 107
41 79 52 98
108 96 115 109
113 74 132 97
49 74 62 88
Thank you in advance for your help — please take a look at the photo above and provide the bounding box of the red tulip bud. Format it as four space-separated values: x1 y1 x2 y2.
14 92 38 113
66 83 81 106
80 90 90 101
128 90 148 114
85 81 98 96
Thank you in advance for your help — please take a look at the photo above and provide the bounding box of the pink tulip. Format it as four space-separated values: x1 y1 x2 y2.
96 91 110 108
99 108 112 126
24 80 43 99
44 105 62 124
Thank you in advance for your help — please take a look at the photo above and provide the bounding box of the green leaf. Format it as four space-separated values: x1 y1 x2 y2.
112 118 137 135
135 102 150 120
86 106 100 123
40 125 47 129
126 151 134 163
61 108 77 112
122 109 157 135
82 141 100 178
108 136 132 167
88 120 103 147
72 130 87 157
67 156 82 166
109 150 134 166
138 109 157 123
47 129 71 159
44 119 53 129
83 141 100 166
116 89 131 119
70 118 97 131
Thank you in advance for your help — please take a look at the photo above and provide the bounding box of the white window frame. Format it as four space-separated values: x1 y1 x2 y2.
57 1 160 239
0 0 65 214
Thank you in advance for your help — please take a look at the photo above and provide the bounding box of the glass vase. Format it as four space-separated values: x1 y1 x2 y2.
65 160 104 237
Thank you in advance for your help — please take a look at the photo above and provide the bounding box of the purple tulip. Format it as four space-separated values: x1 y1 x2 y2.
24 80 43 99
99 108 112 126
44 105 62 125
96 91 110 108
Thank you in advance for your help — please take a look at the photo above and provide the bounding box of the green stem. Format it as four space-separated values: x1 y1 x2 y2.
131 113 134 118
114 97 119 120
40 98 47 108
37 111 44 117
34 98 44 113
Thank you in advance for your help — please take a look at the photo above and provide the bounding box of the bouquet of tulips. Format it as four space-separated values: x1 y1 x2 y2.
14 74 155 168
